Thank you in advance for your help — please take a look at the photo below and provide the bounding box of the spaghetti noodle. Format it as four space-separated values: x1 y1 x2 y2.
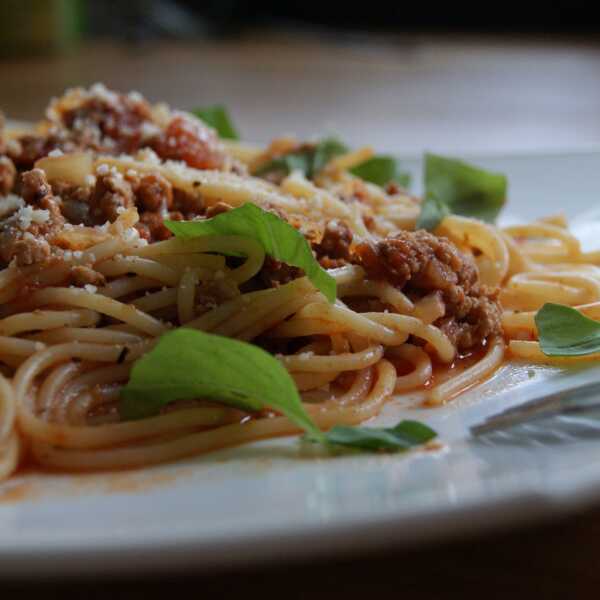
0 85 598 481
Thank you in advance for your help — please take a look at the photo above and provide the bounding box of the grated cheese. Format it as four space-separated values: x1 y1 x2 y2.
140 122 161 140
0 194 25 219
89 82 118 104
123 228 140 243
128 90 144 103
16 206 50 230
134 148 161 165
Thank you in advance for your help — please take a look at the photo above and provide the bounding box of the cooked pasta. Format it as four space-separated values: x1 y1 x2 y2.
0 84 598 481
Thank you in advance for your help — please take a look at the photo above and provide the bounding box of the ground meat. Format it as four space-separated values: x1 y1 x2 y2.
0 223 54 267
7 89 151 167
10 237 51 267
150 114 225 170
52 180 92 224
384 181 412 195
69 265 106 288
172 187 203 217
10 87 227 173
51 180 91 203
8 135 45 169
0 228 16 266
0 172 62 266
259 256 303 288
205 202 232 218
134 222 152 242
20 169 53 205
8 132 77 170
166 210 184 222
437 295 501 351
23 167 201 242
354 229 501 350
0 156 16 195
355 229 478 292
318 256 348 269
314 219 353 267
385 182 402 195
17 170 66 238
58 91 155 155
136 173 173 212
88 173 134 223
120 171 198 241
136 212 173 242
34 193 66 233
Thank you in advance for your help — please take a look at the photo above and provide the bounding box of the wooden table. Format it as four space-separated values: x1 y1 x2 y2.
2 33 600 594
3 33 600 154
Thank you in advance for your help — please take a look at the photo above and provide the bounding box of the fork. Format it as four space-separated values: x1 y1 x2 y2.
470 378 600 436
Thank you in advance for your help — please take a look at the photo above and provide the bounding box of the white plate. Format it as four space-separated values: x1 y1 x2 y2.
2 150 600 578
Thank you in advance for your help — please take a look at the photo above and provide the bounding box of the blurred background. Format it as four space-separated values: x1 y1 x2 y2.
1 0 600 154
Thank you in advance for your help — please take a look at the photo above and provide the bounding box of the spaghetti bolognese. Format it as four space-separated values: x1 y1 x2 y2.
0 84 598 481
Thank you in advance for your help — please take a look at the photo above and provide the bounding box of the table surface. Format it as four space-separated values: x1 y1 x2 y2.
2 32 600 154
2 32 600 594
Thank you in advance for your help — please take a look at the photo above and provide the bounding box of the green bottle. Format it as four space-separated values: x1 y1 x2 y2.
0 0 86 57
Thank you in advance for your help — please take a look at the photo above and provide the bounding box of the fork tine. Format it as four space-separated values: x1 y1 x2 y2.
470 378 600 436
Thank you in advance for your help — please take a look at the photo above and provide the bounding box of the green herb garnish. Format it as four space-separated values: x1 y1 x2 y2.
192 105 239 140
350 155 411 188
308 420 437 451
164 204 336 302
120 330 438 455
417 153 507 230
254 137 348 179
536 303 600 356
312 138 349 174
120 329 321 438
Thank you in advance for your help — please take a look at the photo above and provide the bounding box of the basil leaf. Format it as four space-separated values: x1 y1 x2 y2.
417 195 451 232
350 155 411 188
417 153 507 230
255 137 348 179
309 420 437 452
164 204 336 302
254 152 312 178
312 138 349 175
192 105 239 140
536 303 600 356
120 328 323 439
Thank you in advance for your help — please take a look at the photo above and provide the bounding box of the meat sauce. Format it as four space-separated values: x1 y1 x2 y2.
1 85 504 389
7 85 227 171
380 342 494 397
354 231 502 351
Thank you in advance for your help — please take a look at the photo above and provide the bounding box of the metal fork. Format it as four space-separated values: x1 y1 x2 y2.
470 378 600 436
